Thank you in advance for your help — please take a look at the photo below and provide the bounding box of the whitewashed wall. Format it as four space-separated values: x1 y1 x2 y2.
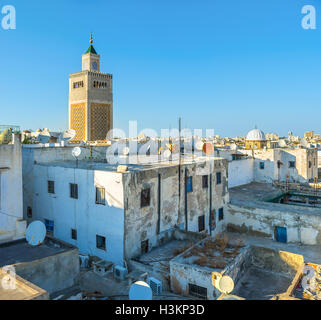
25 164 125 264
0 134 26 242
228 159 254 188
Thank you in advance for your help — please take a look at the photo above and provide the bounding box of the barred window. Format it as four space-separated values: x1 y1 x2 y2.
70 183 78 199
96 235 106 250
48 180 55 194
188 284 207 299
96 187 105 205
71 229 77 240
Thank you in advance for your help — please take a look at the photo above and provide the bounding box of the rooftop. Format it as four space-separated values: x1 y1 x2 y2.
0 237 75 267
35 155 226 173
0 269 48 300
229 182 321 217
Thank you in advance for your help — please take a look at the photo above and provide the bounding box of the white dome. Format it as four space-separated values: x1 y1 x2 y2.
246 129 266 141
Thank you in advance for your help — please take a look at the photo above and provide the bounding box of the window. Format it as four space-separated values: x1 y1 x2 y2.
198 215 205 232
70 183 78 199
186 176 193 192
71 229 77 240
141 239 149 254
141 188 151 208
188 284 207 299
216 172 222 185
44 219 54 234
73 81 84 89
96 235 106 250
260 162 265 170
48 180 55 194
27 206 32 218
289 161 296 168
277 161 281 169
218 208 224 221
95 187 105 205
202 175 208 189
309 161 312 169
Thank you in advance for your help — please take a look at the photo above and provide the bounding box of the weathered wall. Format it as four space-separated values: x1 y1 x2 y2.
0 134 26 242
228 159 254 188
226 203 321 245
169 242 250 300
249 148 318 183
14 247 80 295
249 246 304 277
123 158 229 260
24 163 125 264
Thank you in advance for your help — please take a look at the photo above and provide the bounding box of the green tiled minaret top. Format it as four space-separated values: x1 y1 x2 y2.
85 33 97 54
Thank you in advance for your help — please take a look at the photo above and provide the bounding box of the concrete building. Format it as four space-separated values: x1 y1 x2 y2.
226 182 321 246
22 145 229 265
0 133 26 243
69 35 113 142
0 236 79 299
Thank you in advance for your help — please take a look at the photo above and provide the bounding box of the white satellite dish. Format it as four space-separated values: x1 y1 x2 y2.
129 281 153 300
218 275 234 294
25 221 46 246
60 129 76 142
72 147 81 158
195 140 204 151
122 146 130 156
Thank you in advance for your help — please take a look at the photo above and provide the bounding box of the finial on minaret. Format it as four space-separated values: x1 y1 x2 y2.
90 33 93 44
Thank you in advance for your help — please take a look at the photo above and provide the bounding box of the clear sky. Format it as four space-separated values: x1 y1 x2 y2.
1 0 321 137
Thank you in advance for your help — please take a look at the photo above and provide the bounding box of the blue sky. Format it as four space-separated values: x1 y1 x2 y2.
1 0 321 137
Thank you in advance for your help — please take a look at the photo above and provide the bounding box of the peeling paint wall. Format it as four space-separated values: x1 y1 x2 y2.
226 203 321 245
249 148 318 183
123 158 229 260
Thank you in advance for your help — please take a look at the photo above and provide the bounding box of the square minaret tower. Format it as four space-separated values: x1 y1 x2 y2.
69 35 113 142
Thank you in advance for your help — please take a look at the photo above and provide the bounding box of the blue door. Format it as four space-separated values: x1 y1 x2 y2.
276 226 287 243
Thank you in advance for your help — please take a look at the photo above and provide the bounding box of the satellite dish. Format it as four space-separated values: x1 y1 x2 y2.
218 275 234 294
202 142 214 155
129 281 153 300
72 147 81 158
25 221 46 246
59 129 76 142
123 147 130 156
195 140 204 151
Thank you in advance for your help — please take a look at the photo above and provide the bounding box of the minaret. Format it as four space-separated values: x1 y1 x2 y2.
69 34 113 142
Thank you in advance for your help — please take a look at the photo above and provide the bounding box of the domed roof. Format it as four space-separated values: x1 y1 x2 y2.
246 128 266 141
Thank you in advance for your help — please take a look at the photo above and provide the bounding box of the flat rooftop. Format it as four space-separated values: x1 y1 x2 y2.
229 182 321 216
134 240 195 272
0 237 74 267
172 235 246 272
0 270 48 300
35 155 225 173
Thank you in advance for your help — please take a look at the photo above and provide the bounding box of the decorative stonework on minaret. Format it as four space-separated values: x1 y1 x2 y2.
69 34 113 142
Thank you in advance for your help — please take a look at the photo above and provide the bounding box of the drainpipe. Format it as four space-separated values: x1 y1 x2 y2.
157 173 161 235
185 168 188 231
209 171 213 237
